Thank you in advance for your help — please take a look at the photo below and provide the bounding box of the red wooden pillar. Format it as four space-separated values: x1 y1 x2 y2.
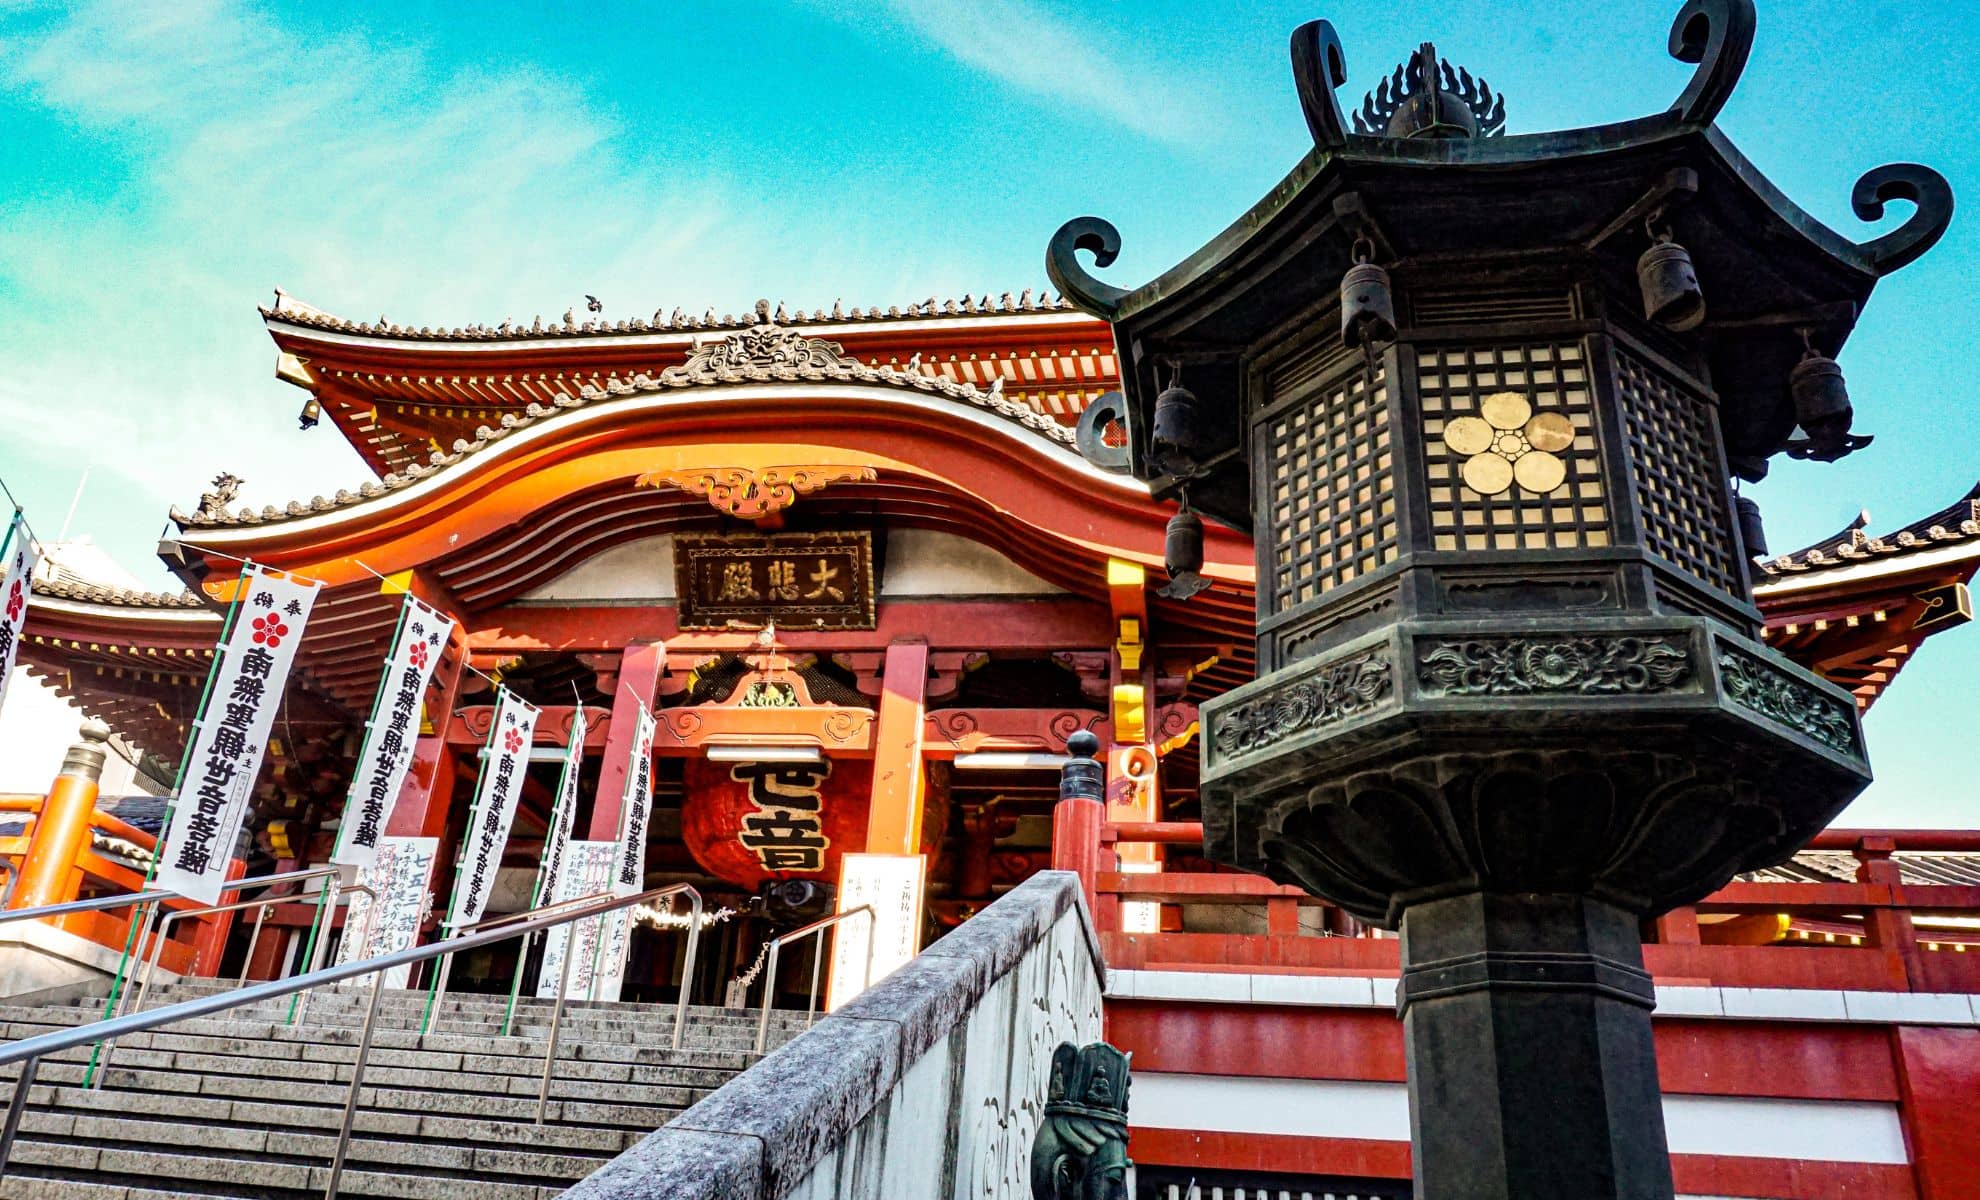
188 858 247 975
1855 835 1923 989
1654 906 1702 945
590 641 663 840
9 723 109 911
1051 734 1112 927
1893 1026 1980 1199
866 640 929 856
387 616 471 844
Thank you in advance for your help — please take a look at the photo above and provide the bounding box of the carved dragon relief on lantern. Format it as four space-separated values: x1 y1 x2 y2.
634 463 877 519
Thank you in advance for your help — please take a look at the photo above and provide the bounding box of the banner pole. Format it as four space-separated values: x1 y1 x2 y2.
508 696 585 1031
83 560 255 1085
284 874 334 1025
328 595 413 866
420 685 505 1035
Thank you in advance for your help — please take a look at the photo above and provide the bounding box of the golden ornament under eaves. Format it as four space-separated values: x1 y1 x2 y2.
1441 391 1573 497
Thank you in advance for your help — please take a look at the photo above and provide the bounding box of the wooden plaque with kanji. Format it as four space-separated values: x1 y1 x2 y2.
674 530 876 630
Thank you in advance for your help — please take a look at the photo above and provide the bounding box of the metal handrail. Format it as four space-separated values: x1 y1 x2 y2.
128 867 342 1015
0 864 342 928
422 888 619 1037
97 879 369 1088
0 882 703 1198
754 905 875 1053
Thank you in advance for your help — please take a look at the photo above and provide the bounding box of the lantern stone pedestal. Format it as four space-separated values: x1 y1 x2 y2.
1197 619 1871 1199
1047 3 1947 1196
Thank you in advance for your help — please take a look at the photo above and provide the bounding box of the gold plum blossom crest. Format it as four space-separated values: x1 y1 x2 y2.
1442 391 1574 496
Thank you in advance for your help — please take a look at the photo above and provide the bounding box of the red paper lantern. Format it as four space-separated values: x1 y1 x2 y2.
681 756 876 890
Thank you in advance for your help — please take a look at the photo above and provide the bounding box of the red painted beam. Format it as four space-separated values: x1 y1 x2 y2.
469 599 1112 654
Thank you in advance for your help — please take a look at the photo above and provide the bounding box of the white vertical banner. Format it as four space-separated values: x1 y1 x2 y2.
0 512 36 714
536 840 616 999
155 566 320 904
332 597 454 869
443 688 539 932
531 706 586 910
332 836 438 989
826 852 926 1012
592 705 656 1001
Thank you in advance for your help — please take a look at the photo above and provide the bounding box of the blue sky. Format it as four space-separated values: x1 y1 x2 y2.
0 1 1974 824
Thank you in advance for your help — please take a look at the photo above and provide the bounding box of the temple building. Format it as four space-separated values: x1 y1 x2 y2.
3 281 1977 1196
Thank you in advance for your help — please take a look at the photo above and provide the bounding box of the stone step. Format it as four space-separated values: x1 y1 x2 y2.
8 1055 710 1112
2 1139 559 1199
14 1108 611 1180
0 1023 754 1084
0 1011 777 1067
0 975 776 1198
29 1085 641 1153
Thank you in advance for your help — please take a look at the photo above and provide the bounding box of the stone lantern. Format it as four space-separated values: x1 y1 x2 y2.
1048 5 1950 1198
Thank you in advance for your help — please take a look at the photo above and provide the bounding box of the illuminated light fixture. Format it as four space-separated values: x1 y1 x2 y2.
705 744 822 764
952 751 1070 771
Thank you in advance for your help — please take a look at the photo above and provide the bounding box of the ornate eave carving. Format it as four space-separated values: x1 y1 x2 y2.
634 464 877 519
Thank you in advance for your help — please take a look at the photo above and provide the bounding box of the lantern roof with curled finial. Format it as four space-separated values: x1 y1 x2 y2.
1048 0 1952 529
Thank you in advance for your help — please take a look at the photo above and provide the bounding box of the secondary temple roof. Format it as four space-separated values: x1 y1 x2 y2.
263 294 1120 476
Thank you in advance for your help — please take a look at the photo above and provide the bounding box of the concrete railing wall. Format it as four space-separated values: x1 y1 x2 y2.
566 870 1106 1200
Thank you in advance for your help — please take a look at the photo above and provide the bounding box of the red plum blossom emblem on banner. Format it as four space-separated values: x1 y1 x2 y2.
409 641 430 670
503 728 525 754
250 615 289 647
4 580 21 622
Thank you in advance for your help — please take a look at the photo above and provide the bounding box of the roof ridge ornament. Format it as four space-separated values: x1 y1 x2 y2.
661 321 850 384
1352 42 1505 139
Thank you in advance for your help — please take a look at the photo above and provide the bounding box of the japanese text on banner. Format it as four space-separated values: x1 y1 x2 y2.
0 514 37 715
443 689 539 931
533 707 586 909
333 600 454 868
155 566 319 904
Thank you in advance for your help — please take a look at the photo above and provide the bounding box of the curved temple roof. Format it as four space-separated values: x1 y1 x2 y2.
180 322 1092 530
263 288 1081 344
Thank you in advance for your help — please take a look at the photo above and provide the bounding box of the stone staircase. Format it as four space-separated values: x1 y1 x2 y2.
0 978 809 1199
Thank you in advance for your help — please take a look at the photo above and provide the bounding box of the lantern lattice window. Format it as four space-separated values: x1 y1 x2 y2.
1263 364 1397 608
1615 349 1740 596
1420 341 1606 551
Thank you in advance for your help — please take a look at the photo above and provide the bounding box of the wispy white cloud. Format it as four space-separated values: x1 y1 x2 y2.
0 0 901 580
849 0 1224 148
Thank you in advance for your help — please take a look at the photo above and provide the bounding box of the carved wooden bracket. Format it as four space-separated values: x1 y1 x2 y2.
653 706 874 753
923 708 1109 758
449 705 610 747
634 464 876 519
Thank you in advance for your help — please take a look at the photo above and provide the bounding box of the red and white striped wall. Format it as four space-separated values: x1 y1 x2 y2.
1107 969 1980 1200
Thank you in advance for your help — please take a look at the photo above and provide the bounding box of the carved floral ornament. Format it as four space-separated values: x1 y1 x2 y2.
1441 391 1575 497
1210 648 1394 761
1416 635 1693 697
634 464 877 519
1716 645 1860 757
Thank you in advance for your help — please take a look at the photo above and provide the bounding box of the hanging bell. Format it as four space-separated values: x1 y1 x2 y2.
1790 350 1852 438
1150 377 1206 473
1733 494 1768 559
1165 508 1204 579
1340 258 1397 348
1637 235 1705 331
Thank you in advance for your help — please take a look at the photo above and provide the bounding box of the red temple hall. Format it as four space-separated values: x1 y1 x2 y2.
2 5 1978 1181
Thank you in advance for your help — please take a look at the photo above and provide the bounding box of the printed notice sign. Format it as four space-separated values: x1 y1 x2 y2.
825 852 926 1012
